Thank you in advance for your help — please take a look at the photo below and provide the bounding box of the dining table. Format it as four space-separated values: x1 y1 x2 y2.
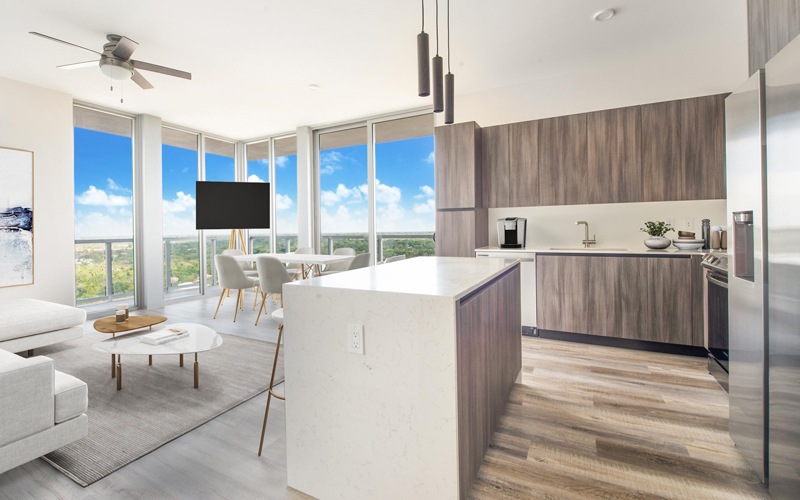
233 252 354 278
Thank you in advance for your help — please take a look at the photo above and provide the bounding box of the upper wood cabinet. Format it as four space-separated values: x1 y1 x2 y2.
435 122 482 209
587 106 642 204
538 113 588 206
509 121 539 207
435 209 488 257
481 125 510 208
681 94 726 200
641 100 682 202
747 0 800 74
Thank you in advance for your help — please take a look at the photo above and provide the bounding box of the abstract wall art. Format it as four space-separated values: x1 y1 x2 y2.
0 147 33 287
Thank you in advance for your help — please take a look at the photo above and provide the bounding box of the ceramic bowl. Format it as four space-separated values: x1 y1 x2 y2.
672 239 704 250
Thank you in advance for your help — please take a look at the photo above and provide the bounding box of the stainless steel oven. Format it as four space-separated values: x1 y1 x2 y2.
702 253 729 392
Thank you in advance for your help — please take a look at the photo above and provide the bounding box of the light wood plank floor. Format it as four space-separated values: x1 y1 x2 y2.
0 294 768 499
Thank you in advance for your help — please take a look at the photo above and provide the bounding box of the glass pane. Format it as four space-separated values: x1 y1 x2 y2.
74 107 134 307
374 115 435 261
162 127 201 297
318 127 368 255
246 140 270 253
203 137 236 286
274 136 298 253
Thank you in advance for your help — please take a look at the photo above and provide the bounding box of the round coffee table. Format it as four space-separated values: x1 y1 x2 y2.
91 323 223 390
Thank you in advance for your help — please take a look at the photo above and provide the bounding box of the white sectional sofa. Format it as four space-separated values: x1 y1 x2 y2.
0 298 85 354
0 348 88 474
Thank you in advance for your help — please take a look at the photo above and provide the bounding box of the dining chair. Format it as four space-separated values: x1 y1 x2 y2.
222 248 260 308
213 254 259 322
318 247 355 276
254 255 293 326
347 252 371 270
383 254 406 264
286 246 313 280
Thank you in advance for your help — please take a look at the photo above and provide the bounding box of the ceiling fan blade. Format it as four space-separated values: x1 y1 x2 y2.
111 36 138 61
131 70 154 90
29 31 101 56
57 60 99 70
131 60 191 80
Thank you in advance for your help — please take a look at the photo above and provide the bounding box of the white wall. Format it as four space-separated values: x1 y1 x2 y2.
0 77 75 305
489 200 727 250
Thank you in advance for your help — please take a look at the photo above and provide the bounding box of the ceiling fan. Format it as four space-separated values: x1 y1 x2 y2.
29 31 191 89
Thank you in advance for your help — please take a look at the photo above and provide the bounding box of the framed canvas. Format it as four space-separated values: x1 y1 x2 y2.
0 147 34 287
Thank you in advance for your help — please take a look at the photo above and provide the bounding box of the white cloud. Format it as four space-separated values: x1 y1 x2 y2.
74 211 133 239
106 178 131 194
247 174 266 183
320 204 367 233
424 151 435 164
415 185 435 199
413 198 436 214
162 212 197 237
76 186 131 207
275 156 288 168
163 191 196 213
320 150 345 175
276 193 293 210
321 183 363 206
375 179 401 205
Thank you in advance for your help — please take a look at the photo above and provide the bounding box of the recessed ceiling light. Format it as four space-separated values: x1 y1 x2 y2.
593 9 615 22
308 83 320 91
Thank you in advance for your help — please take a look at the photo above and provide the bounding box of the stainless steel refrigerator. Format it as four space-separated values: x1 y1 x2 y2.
765 34 800 498
726 69 768 484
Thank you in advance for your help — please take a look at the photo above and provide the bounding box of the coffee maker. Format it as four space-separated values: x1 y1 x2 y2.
497 217 527 248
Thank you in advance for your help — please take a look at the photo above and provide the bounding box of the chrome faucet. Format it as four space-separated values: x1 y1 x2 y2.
576 221 597 248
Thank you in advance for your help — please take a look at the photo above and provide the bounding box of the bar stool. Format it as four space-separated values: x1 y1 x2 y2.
258 308 284 456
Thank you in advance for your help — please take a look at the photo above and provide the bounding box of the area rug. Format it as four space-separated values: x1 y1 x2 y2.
34 332 282 486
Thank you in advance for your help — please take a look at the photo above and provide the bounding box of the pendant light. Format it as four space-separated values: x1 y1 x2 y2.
432 0 444 113
444 0 454 124
417 0 430 97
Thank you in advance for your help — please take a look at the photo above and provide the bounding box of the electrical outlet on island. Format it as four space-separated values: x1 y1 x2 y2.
683 218 694 230
347 323 365 355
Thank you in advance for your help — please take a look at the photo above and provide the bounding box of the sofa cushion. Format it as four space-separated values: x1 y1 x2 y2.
0 351 54 448
54 370 88 424
0 299 86 342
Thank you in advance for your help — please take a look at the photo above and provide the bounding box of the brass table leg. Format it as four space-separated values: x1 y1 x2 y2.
116 355 122 390
193 353 199 389
149 354 153 366
180 353 184 367
111 354 116 378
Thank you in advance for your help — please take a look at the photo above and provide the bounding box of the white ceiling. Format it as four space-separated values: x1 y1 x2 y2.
0 0 747 140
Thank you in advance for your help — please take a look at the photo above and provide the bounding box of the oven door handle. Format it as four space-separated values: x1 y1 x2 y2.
707 274 728 289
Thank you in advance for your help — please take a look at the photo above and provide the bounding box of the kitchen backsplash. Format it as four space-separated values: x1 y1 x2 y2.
488 199 727 250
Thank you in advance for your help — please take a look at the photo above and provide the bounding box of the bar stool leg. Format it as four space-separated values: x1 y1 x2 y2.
258 323 283 456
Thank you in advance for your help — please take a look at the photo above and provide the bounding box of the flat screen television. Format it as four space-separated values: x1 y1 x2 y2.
195 181 270 229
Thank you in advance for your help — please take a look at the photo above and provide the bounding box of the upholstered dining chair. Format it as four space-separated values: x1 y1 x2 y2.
347 252 371 271
213 254 259 322
383 254 406 264
222 248 260 308
256 258 291 456
254 255 293 326
318 247 355 276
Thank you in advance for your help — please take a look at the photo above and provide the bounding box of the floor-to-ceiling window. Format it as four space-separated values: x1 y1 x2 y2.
74 106 135 308
203 137 236 287
374 114 435 260
246 140 270 253
317 126 368 254
162 126 200 298
274 135 298 252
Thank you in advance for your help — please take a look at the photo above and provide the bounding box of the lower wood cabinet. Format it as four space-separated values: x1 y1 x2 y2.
536 254 704 346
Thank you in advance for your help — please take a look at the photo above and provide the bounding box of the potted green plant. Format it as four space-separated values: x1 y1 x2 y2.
640 221 674 249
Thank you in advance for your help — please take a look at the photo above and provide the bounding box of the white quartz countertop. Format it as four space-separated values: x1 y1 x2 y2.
287 256 518 299
475 246 728 257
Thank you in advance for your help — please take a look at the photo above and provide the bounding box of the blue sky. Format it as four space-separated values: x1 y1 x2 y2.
74 128 434 238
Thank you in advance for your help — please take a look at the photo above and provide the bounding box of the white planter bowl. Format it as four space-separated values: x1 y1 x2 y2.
643 236 671 249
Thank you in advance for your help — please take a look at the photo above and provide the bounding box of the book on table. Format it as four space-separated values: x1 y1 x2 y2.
141 328 189 345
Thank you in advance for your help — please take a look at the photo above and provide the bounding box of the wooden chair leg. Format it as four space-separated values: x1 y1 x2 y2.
213 289 227 319
255 292 268 326
258 324 283 456
233 290 242 322
253 286 260 310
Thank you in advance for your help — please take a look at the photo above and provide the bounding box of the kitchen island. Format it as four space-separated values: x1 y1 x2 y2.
283 256 521 499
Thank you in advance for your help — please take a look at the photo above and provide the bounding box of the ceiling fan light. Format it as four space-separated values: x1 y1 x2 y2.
100 60 133 81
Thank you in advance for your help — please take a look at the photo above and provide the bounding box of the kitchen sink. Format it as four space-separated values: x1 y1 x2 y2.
548 247 628 251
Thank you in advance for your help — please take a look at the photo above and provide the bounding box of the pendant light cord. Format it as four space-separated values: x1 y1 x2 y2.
447 0 450 72
421 0 425 31
435 0 440 56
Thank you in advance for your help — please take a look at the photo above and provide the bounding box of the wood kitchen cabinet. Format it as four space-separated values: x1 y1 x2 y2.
434 122 482 209
587 106 642 203
641 100 682 202
536 254 704 346
747 0 800 75
538 113 588 206
481 124 510 208
435 209 488 257
681 94 726 200
509 120 539 207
